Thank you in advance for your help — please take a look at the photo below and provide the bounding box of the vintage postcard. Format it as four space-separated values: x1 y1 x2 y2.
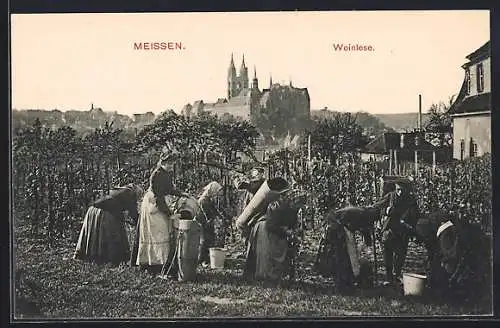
10 10 492 320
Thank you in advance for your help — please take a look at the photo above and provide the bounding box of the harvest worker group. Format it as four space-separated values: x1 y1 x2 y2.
72 146 487 295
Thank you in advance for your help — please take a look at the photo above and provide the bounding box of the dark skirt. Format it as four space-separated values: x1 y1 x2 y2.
245 219 289 281
73 206 130 265
315 225 361 288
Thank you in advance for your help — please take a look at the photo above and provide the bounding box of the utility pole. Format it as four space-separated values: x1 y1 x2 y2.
415 94 422 176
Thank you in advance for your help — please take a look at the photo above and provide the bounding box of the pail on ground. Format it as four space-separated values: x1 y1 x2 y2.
402 273 427 296
209 247 226 270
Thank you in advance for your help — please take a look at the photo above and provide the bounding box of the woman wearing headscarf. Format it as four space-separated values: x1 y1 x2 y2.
372 180 419 286
74 183 143 265
132 149 190 275
194 181 224 266
413 209 490 292
244 189 303 282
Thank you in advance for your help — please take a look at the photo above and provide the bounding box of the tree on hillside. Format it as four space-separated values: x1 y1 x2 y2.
353 111 393 136
134 110 259 164
311 109 391 137
304 112 367 163
425 95 454 133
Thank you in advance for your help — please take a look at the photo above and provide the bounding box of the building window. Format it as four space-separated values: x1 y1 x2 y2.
460 138 465 160
465 69 471 95
470 138 478 157
476 63 484 93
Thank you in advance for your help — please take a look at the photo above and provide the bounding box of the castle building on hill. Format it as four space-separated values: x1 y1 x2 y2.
181 54 311 130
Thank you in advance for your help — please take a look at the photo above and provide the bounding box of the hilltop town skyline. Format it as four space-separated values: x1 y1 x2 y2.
11 11 489 115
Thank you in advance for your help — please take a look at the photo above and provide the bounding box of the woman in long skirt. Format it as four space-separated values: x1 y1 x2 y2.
245 193 300 282
73 183 143 265
132 149 189 275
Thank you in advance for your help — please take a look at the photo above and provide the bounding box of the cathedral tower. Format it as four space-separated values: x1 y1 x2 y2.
227 53 251 99
227 53 237 99
239 54 249 89
252 65 259 90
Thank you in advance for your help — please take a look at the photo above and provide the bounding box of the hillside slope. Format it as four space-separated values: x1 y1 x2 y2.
311 109 392 136
374 113 430 132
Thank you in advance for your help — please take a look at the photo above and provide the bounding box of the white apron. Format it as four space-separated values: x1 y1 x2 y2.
136 190 179 266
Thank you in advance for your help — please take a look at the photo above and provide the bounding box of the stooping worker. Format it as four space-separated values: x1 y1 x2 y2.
236 167 266 259
413 209 490 293
372 180 419 286
195 181 225 267
314 206 378 290
244 188 302 282
74 183 144 266
131 148 190 276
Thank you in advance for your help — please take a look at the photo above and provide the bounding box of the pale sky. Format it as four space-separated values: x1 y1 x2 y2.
11 11 490 115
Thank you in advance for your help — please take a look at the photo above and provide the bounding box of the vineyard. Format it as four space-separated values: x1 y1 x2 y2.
12 110 493 318
12 110 492 246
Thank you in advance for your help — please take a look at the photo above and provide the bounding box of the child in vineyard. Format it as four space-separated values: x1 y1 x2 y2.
195 181 225 267
73 183 144 266
131 148 190 276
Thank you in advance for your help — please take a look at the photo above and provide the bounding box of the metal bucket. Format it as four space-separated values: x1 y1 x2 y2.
402 273 427 296
209 247 227 270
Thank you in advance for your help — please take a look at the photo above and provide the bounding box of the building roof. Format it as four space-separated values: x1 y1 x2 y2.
193 100 204 108
208 105 250 119
448 92 491 115
297 87 310 97
465 41 490 62
448 40 491 115
447 79 468 114
363 132 437 154
363 134 390 153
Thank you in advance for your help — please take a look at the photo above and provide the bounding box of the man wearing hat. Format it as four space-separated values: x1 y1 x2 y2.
373 180 419 286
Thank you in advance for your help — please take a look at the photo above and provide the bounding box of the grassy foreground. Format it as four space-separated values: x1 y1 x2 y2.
13 221 492 319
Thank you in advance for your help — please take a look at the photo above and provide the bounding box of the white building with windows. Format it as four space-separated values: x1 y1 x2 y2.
448 41 491 160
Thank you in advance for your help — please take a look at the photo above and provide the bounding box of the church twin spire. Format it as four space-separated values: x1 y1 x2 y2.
229 53 248 71
228 53 258 98
229 53 295 93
